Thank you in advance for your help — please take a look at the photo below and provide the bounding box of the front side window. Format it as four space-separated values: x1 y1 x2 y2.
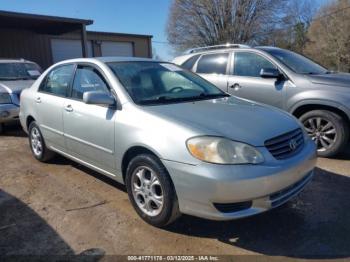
233 52 276 77
108 62 228 105
72 65 109 100
196 53 229 74
0 62 42 80
260 48 328 74
39 64 75 97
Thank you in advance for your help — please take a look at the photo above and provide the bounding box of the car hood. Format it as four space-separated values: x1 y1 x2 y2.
0 79 35 93
308 72 350 87
143 96 300 146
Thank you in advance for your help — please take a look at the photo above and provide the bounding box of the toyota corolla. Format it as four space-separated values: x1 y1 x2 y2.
19 57 316 227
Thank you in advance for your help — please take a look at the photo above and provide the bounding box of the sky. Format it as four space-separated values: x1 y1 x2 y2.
0 0 329 61
0 0 174 60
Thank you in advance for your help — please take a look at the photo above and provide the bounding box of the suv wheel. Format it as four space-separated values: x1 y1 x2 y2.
125 154 180 227
28 121 55 162
300 110 349 157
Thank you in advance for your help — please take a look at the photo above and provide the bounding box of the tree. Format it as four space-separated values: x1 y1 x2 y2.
304 0 350 72
166 0 288 51
261 0 315 53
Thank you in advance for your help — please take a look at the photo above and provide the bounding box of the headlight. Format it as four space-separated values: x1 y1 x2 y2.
0 93 11 104
186 136 264 164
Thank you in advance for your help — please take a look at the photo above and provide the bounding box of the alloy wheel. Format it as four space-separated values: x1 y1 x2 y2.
303 117 337 152
31 127 43 156
131 166 164 217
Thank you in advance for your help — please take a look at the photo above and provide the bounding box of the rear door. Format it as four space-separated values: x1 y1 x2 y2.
227 51 286 108
194 52 230 92
36 64 75 150
63 64 117 173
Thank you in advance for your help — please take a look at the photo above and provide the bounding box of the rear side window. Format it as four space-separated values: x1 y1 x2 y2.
39 64 75 97
196 53 229 74
181 54 200 71
233 52 276 77
71 65 109 100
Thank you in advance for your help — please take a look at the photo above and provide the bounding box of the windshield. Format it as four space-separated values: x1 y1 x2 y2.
108 62 228 105
261 48 328 75
0 62 42 80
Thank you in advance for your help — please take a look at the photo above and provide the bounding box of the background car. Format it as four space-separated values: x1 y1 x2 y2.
20 57 316 227
173 44 350 157
0 58 42 133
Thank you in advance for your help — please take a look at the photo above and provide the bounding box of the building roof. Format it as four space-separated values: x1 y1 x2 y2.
87 30 153 39
0 10 93 35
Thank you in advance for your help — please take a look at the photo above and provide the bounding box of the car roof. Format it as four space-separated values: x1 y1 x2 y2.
0 58 35 63
94 56 162 63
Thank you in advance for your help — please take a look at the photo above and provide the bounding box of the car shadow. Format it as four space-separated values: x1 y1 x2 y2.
164 167 350 259
0 189 74 255
0 189 106 259
1 122 27 138
49 155 127 193
48 154 350 258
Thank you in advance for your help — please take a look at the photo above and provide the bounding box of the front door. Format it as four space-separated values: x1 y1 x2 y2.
227 51 286 109
36 64 75 150
63 64 116 172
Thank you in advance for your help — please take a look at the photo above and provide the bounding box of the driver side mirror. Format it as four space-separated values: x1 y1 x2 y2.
83 91 115 106
260 68 283 79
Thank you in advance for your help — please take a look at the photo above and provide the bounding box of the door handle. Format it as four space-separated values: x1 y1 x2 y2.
65 105 73 112
35 97 41 103
229 83 242 91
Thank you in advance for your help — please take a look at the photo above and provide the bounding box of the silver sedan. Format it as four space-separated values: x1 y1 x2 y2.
19 57 317 227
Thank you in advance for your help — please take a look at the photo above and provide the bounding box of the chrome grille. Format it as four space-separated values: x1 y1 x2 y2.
265 128 304 160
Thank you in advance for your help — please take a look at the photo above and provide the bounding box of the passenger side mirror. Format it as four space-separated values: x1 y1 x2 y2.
260 68 282 79
83 91 115 106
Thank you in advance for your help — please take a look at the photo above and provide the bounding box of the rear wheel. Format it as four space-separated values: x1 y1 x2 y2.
300 110 349 157
125 154 180 227
28 121 55 162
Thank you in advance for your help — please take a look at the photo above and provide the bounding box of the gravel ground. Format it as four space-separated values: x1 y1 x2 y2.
0 124 349 259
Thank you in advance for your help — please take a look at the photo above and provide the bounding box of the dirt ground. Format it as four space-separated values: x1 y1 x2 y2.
0 123 350 259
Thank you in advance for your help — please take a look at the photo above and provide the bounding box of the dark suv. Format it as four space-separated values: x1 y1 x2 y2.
173 44 350 157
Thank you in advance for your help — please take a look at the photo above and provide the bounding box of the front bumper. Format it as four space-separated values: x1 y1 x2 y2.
0 103 20 124
162 139 317 220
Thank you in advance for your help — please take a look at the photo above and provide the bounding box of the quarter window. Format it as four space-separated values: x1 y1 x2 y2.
181 54 200 71
71 65 109 100
233 52 276 77
196 53 229 74
39 64 74 96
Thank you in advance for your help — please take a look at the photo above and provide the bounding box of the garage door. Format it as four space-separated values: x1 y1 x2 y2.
51 39 93 63
101 41 133 57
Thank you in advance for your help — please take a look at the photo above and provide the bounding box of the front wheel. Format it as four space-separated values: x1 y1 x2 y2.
125 154 180 227
300 110 349 157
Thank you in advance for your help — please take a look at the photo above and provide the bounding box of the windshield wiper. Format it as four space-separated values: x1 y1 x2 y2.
197 93 230 99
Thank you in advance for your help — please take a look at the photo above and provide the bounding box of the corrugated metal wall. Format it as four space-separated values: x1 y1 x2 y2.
0 28 152 69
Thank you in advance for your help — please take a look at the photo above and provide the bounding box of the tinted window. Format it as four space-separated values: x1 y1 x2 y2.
196 53 229 74
260 48 327 74
181 54 200 71
233 52 276 77
0 62 42 80
39 64 74 96
72 66 109 100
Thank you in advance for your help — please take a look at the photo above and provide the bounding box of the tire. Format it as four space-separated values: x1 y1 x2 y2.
0 123 3 134
125 154 181 227
28 121 55 162
300 110 349 157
